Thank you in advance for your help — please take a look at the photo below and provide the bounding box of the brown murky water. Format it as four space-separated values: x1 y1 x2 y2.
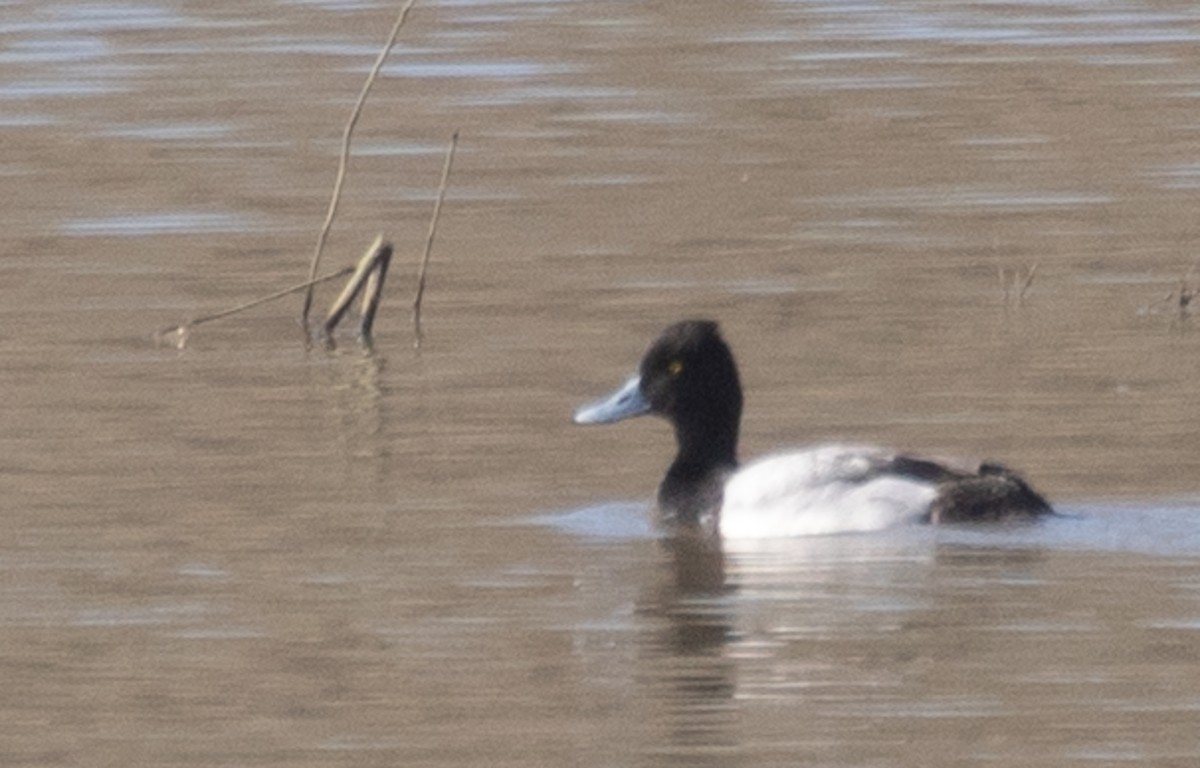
5 1 1200 765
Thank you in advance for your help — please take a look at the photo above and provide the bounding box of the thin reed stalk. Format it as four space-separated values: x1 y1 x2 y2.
157 266 355 349
300 0 420 332
412 129 459 348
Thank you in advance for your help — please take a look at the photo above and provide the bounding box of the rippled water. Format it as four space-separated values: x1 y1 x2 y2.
4 0 1200 765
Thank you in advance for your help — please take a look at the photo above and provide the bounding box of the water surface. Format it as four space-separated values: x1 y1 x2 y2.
4 0 1200 765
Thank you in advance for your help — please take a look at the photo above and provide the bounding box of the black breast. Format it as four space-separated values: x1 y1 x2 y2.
658 461 733 532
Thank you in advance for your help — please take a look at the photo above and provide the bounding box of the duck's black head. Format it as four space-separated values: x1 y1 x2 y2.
637 320 743 451
575 320 744 525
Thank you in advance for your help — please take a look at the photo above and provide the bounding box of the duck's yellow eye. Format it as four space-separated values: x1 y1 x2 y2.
668 359 684 376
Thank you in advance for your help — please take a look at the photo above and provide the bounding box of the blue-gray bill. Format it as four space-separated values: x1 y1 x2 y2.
574 375 651 425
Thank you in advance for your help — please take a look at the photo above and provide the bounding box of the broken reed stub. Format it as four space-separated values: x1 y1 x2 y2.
322 235 393 341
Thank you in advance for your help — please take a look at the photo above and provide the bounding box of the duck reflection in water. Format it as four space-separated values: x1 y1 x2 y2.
640 530 738 762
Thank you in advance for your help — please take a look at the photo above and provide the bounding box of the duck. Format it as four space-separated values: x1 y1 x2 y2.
574 319 1053 538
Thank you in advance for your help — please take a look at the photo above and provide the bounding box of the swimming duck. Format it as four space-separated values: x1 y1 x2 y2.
574 320 1053 537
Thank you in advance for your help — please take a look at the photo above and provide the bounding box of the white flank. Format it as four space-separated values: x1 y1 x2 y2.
718 444 938 538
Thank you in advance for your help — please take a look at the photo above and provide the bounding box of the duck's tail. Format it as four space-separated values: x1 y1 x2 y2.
885 455 1055 524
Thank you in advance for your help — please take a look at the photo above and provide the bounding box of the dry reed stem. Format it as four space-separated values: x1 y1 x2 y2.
358 247 391 338
412 129 459 348
300 0 420 332
157 266 356 350
322 235 393 339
